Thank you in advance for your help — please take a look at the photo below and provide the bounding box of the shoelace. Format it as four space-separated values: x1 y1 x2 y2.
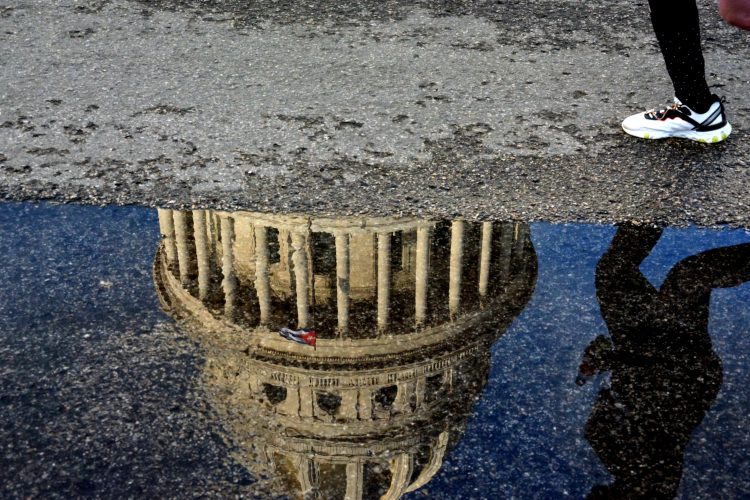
646 102 684 120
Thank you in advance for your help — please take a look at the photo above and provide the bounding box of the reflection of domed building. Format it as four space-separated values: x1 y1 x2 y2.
155 209 537 499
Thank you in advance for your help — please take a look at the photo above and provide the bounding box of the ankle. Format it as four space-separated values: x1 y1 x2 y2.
678 96 714 114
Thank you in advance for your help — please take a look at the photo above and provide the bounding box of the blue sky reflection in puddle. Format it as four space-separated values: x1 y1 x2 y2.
1 203 749 499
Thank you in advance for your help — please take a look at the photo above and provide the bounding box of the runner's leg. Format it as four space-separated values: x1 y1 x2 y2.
648 0 713 112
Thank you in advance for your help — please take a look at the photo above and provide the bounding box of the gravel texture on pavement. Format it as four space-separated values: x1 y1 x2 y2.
1 0 749 226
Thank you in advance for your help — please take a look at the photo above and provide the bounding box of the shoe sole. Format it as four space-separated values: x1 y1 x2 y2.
622 122 732 143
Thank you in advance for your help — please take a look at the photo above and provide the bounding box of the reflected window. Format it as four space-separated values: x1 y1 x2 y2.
262 383 287 405
363 462 392 499
317 463 347 499
374 385 398 409
316 391 342 416
424 373 444 403
411 444 432 481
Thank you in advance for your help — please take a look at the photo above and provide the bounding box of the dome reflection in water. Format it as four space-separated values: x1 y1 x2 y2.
154 209 538 499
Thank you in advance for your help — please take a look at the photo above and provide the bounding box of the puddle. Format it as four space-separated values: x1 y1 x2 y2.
2 203 750 498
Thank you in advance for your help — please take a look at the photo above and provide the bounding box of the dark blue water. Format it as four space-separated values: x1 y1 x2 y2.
2 203 749 499
421 224 750 499
0 202 162 334
0 204 260 498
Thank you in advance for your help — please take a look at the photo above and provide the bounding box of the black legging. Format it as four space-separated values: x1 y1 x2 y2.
649 0 713 112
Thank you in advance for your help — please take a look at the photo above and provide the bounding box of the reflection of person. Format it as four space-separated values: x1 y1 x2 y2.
580 224 750 499
621 1 732 143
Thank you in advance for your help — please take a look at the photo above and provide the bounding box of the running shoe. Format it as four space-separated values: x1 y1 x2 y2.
621 95 731 143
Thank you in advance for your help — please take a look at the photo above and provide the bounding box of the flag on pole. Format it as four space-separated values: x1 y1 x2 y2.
279 327 317 347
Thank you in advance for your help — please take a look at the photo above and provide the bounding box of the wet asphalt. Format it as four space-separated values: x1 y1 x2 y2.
2 204 750 498
1 0 749 226
3 3 750 497
0 204 275 498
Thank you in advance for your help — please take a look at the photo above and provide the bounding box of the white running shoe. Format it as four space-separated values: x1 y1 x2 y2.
622 96 731 143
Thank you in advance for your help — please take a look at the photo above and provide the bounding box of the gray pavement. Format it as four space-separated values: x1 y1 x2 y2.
1 0 749 226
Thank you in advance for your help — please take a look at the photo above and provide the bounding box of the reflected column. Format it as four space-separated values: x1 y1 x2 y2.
254 225 271 325
220 215 237 317
345 461 363 500
449 221 465 318
335 232 350 336
193 210 210 301
415 226 431 326
291 231 311 328
173 210 192 286
377 232 391 331
479 222 493 300
296 458 320 499
157 208 178 268
404 431 450 493
383 454 414 500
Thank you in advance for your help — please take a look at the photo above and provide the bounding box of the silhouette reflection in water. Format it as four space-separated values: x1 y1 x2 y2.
154 209 538 499
581 224 750 499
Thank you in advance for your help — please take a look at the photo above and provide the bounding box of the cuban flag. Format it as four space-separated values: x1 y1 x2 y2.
279 327 317 347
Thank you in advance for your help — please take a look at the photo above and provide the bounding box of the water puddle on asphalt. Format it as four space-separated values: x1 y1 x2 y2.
2 203 750 498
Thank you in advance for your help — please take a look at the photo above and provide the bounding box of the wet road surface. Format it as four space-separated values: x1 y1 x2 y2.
2 203 749 498
3 0 750 497
1 0 750 225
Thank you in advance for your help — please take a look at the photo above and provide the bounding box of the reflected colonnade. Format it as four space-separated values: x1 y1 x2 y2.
155 209 538 499
156 209 534 345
